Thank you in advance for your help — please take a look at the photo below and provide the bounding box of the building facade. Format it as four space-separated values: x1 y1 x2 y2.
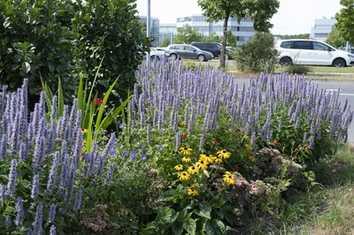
159 23 177 45
175 15 255 46
139 16 160 47
310 17 336 42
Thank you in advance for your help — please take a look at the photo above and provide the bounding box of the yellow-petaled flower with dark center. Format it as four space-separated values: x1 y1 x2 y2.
197 160 208 170
178 171 191 182
195 162 202 170
209 155 217 164
214 157 223 164
187 186 199 197
217 150 231 160
179 147 192 156
223 171 236 186
182 157 192 164
175 164 183 171
187 165 199 175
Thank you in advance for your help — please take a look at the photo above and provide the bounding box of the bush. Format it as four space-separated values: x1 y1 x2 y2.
234 32 278 72
0 0 148 106
284 65 312 75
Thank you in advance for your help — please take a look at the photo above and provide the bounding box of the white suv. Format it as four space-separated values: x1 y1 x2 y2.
276 39 353 67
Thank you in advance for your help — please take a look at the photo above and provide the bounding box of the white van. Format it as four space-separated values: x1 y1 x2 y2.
276 39 353 67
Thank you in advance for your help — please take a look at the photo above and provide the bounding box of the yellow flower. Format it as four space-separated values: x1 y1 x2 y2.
186 185 199 197
178 171 191 182
217 150 231 160
195 162 202 170
209 156 217 164
197 160 208 170
179 146 192 156
214 158 223 164
223 171 236 186
175 164 183 171
182 157 192 164
187 165 199 175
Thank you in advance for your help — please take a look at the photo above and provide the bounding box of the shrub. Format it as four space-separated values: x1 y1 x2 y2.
0 0 148 106
284 65 312 75
234 32 278 72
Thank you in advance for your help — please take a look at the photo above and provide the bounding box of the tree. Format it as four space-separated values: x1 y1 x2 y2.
203 33 221 43
175 25 203 44
336 0 354 45
226 31 237 47
198 0 279 68
327 27 346 48
234 32 278 72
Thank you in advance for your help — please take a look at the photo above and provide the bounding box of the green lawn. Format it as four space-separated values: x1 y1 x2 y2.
183 59 354 80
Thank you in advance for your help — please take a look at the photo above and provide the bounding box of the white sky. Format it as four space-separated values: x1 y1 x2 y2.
136 0 341 35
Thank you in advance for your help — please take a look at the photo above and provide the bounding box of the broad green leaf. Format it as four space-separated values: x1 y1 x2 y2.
157 207 177 224
183 217 196 235
195 206 211 220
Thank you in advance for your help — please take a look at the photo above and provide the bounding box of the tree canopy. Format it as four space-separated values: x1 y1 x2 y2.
327 27 346 48
336 0 354 45
198 0 279 68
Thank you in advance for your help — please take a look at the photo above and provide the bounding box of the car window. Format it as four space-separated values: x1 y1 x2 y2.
280 41 293 49
293 41 313 50
184 46 195 51
313 42 330 51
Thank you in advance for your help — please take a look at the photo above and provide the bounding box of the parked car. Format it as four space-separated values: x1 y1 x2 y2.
276 39 353 67
166 44 214 62
148 47 169 61
191 42 221 57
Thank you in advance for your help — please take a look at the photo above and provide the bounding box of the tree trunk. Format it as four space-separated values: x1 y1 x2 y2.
220 15 229 69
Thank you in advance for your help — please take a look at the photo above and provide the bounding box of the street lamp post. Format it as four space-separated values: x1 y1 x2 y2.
146 0 151 63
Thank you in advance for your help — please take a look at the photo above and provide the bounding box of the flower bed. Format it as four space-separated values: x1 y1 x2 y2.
0 61 352 234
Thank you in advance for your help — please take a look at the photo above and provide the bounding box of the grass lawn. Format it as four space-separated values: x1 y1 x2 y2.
265 146 354 235
183 59 354 80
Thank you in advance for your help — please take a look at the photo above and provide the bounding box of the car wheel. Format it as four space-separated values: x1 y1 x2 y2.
170 53 178 60
198 54 206 62
279 57 293 66
332 58 346 68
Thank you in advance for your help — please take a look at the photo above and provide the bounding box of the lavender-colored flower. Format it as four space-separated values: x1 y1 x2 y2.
31 174 40 199
0 135 6 160
73 188 83 211
15 197 24 226
32 203 43 235
47 152 60 193
6 159 17 197
48 204 57 224
19 142 28 161
104 133 116 157
32 136 45 172
49 225 57 235
130 149 138 160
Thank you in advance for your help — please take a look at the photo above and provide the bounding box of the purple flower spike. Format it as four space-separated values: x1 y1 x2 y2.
15 197 24 226
6 159 17 197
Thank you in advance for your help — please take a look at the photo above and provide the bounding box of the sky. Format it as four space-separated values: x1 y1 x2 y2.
136 0 341 35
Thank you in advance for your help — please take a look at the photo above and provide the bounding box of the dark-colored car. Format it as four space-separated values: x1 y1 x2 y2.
191 42 221 57
166 44 214 62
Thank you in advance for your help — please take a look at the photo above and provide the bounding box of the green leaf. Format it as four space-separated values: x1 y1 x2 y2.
95 78 118 131
183 217 196 235
195 206 211 220
58 78 64 117
99 96 130 130
157 207 177 224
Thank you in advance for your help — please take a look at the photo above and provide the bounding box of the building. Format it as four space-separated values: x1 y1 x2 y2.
159 23 177 45
310 17 336 42
139 16 160 47
175 15 255 46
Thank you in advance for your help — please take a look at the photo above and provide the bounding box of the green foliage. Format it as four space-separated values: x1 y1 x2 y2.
203 33 221 43
198 0 279 68
336 0 354 45
327 27 347 48
175 26 204 44
225 31 237 47
160 38 171 47
284 65 312 75
275 34 310 39
0 0 148 106
234 32 278 72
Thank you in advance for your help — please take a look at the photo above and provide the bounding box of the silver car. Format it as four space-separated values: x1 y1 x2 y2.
166 44 214 62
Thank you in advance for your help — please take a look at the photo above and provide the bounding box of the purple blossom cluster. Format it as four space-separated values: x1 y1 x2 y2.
132 61 353 150
0 80 117 233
